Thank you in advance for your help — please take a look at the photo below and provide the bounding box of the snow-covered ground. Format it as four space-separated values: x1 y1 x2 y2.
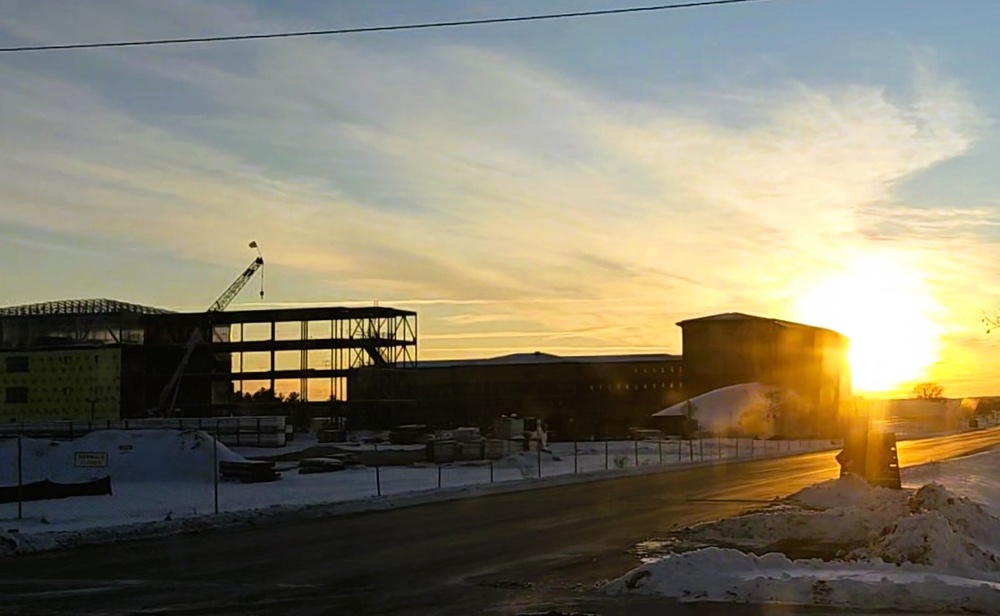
228 433 319 459
604 448 1000 612
0 430 836 553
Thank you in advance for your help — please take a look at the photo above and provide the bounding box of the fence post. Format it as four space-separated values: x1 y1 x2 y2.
537 443 542 479
658 439 663 465
688 438 694 462
605 441 609 470
574 441 578 474
490 460 494 484
17 434 24 520
699 436 704 461
374 442 382 497
213 419 220 515
634 440 639 467
437 463 442 490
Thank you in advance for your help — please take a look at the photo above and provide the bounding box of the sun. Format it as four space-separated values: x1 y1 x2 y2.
793 254 941 394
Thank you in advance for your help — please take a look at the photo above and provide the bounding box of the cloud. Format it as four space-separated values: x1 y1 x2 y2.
0 1 993 391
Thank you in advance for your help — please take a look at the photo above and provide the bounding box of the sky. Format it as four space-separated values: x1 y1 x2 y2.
2 0 1000 397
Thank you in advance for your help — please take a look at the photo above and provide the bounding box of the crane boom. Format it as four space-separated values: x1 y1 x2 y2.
208 256 264 312
155 245 265 417
155 328 203 414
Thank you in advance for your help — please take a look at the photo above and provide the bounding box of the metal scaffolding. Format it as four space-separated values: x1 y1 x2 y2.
144 306 418 413
0 299 168 350
0 299 170 317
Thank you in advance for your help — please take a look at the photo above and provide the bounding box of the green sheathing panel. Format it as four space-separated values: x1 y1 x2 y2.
0 349 122 421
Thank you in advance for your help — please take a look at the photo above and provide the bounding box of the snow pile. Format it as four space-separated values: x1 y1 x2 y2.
654 383 779 433
906 452 1000 518
680 475 910 550
604 547 1000 612
789 472 900 510
610 476 1000 611
0 430 245 484
852 483 1000 577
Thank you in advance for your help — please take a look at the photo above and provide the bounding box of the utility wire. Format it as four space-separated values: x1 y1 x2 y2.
0 0 771 54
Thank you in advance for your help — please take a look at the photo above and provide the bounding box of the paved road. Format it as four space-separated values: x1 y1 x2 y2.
3 427 1000 616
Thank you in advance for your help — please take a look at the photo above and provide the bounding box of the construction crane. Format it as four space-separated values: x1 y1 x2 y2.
208 242 264 311
156 242 265 417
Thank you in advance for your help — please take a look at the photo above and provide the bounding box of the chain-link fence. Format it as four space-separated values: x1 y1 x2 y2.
0 424 844 540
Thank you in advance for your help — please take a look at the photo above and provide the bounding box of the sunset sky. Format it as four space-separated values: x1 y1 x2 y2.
3 1 1000 398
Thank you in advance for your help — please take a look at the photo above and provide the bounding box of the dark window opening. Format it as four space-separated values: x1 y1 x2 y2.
5 387 28 404
5 356 29 373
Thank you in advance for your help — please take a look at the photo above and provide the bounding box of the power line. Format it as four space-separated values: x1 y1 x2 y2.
0 0 772 54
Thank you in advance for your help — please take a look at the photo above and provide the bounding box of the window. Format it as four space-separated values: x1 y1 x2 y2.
5 356 29 373
5 387 28 404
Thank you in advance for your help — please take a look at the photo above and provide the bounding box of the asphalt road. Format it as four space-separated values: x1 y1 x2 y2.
3 427 1000 616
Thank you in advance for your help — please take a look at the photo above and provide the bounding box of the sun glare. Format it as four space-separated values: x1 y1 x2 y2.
793 255 941 394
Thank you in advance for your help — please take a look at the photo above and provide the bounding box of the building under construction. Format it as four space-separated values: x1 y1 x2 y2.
0 299 417 421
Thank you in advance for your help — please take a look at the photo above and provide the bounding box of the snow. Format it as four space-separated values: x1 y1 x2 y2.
0 430 837 555
229 434 319 459
604 547 1000 613
653 383 783 435
331 443 426 452
904 447 1000 517
606 448 1000 612
0 430 245 484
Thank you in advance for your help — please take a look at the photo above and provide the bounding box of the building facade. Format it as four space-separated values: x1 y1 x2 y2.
349 352 685 439
677 313 851 437
1 348 123 421
0 300 167 422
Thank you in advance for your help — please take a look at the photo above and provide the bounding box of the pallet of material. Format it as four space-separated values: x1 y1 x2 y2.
298 458 346 474
219 460 281 483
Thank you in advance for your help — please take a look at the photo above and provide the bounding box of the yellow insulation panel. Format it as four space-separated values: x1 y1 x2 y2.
0 349 121 421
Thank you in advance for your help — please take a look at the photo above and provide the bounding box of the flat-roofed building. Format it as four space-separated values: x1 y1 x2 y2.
349 351 685 439
677 312 851 437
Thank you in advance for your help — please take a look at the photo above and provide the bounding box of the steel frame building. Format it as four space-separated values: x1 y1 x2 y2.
147 306 418 414
0 299 417 420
